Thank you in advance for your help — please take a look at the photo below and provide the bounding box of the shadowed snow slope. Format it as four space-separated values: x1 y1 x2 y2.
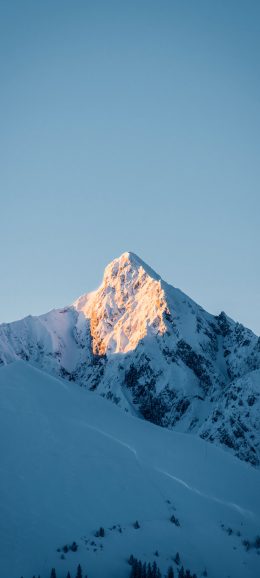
0 361 259 578
0 252 259 466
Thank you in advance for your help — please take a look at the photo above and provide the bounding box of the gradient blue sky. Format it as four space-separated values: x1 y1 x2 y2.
1 0 259 333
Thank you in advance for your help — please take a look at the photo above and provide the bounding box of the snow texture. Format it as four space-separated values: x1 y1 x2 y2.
0 361 260 578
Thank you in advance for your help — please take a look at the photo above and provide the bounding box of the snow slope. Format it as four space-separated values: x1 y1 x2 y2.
0 361 260 578
0 252 259 465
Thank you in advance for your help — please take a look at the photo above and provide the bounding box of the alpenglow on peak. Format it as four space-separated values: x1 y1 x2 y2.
73 252 167 355
102 252 161 284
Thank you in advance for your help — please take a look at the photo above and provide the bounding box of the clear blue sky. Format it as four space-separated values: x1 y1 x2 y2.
0 0 259 333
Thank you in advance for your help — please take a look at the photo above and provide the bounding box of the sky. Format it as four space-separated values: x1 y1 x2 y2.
0 0 259 333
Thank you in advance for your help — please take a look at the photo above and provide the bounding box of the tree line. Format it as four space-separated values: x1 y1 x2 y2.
20 555 199 578
128 555 197 578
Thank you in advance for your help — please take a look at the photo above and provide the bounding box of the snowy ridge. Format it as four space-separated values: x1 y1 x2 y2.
0 361 259 578
0 252 259 465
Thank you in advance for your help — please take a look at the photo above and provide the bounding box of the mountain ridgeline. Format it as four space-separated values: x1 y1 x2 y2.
0 252 259 465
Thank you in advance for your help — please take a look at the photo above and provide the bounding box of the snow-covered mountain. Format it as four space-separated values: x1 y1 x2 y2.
1 361 260 578
0 252 259 465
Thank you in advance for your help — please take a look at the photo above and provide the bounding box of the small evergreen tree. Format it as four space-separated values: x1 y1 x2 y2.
67 572 71 578
133 520 140 529
178 566 185 578
130 557 142 578
128 554 135 565
130 559 137 578
174 552 180 565
255 535 260 549
76 564 83 578
50 570 56 578
95 526 105 537
170 514 180 527
167 567 174 578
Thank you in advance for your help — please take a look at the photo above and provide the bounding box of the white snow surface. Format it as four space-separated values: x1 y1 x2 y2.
0 361 260 578
0 252 259 465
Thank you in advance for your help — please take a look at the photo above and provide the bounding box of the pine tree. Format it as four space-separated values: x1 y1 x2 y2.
131 559 141 578
67 572 71 578
174 552 180 565
95 526 105 537
128 554 135 565
130 559 137 578
170 514 180 527
50 569 56 578
178 567 185 578
255 535 260 549
76 564 83 578
167 567 174 578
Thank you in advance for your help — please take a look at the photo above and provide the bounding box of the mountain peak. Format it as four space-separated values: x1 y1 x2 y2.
103 252 161 284
1 252 260 470
73 251 166 354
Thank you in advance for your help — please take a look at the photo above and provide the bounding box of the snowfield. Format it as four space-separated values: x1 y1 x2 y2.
0 361 259 578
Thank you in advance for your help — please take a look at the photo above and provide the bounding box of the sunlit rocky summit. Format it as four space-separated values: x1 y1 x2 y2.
0 251 259 465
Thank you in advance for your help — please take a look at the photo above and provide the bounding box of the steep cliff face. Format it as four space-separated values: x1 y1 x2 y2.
0 252 259 465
